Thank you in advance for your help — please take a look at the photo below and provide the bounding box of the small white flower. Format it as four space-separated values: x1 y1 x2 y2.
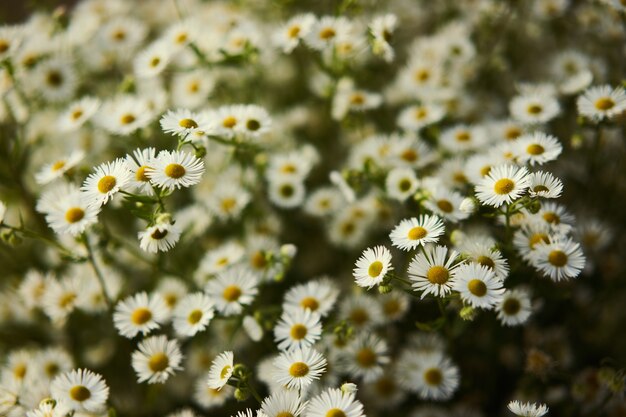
577 84 626 121
475 164 530 208
453 263 505 309
206 351 234 390
172 292 215 338
273 347 327 390
507 400 549 417
138 221 182 253
147 150 205 191
50 369 109 413
81 159 133 207
352 245 393 289
113 292 168 338
389 215 445 251
131 335 183 384
273 307 323 351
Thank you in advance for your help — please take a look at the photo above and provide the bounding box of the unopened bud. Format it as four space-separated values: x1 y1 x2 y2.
459 305 477 321
194 146 207 159
341 382 358 395
234 387 250 402
378 284 393 294
280 243 297 258
459 197 477 214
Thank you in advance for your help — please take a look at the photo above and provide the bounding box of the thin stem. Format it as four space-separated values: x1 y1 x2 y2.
82 233 112 308
0 223 81 260
246 382 263 404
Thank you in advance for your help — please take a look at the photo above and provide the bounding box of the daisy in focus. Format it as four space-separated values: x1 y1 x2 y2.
81 159 133 207
507 400 549 417
273 346 327 390
206 351 234 390
50 368 109 413
408 245 461 298
131 335 183 384
389 215 445 251
475 164 530 208
147 150 205 191
353 245 393 289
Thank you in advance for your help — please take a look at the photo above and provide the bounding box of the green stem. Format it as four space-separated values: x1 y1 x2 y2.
82 233 112 308
0 223 81 260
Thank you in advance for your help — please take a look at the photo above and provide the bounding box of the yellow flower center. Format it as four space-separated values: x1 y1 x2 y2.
288 361 309 377
526 144 545 155
148 352 169 372
527 104 543 115
494 178 514 195
407 226 427 240
120 114 136 125
222 285 242 302
300 297 319 311
179 118 198 129
97 175 117 193
398 178 412 192
476 255 495 270
414 107 428 120
383 299 400 316
467 279 487 297
150 57 161 68
165 163 186 179
356 347 377 367
427 266 449 285
69 385 91 402
401 149 418 162
319 27 336 40
251 251 267 269
437 199 453 213
220 365 232 379
505 127 522 140
45 362 60 377
349 308 368 325
533 185 549 193
503 298 521 315
414 69 430 82
542 211 560 224
455 131 471 142
424 368 443 386
0 40 9 53
548 250 568 267
131 307 152 325
175 33 188 43
71 110 83 120
65 207 85 223
350 93 365 105
136 166 150 182
46 70 63 87
59 292 76 308
246 119 261 131
220 197 237 212
594 97 615 111
52 160 66 171
290 324 308 340
222 116 237 128
368 260 384 277
325 409 346 417
188 309 203 324
529 233 549 249
287 25 301 38
13 364 26 379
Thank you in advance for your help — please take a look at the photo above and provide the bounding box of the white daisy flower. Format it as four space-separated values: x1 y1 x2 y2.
509 92 560 124
440 125 488 153
577 84 626 121
273 347 327 390
209 105 246 138
275 13 316 53
514 132 562 166
96 95 154 136
194 379 233 409
171 69 215 109
385 167 419 201
58 97 101 132
50 368 109 413
131 335 183 384
339 294 385 330
147 150 205 191
528 171 563 199
304 187 343 217
497 288 532 326
397 103 447 132
41 275 83 325
453 263 505 309
340 333 390 383
26 401 70 417
513 223 553 262
531 237 585 281
304 387 365 417
204 266 259 316
243 315 264 342
172 292 215 338
412 353 460 401
138 221 182 253
206 181 252 221
268 177 307 209
274 307 323 351
35 150 85 184
282 278 340 317
305 16 352 51
81 158 133 207
389 215 445 251
125 147 156 195
460 241 510 281
422 187 469 223
31 58 77 103
238 104 272 138
352 245 393 289
160 109 211 138
206 351 234 390
260 390 306 417
408 245 461 298
370 14 397 62
507 400 549 417
475 164 530 208
44 186 100 236
134 40 173 78
197 241 245 280
113 292 168 338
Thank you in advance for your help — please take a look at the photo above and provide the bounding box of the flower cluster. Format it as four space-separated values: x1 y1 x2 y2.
0 1 625 417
